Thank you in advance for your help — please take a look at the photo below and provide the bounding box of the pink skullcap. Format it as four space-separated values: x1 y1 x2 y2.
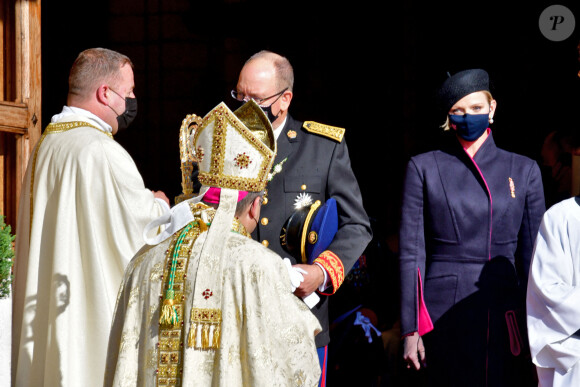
202 187 248 203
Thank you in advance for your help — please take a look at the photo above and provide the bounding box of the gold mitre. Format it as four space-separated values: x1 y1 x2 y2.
192 100 276 192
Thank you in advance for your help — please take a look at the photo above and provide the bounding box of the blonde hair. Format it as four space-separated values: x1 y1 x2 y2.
441 91 493 130
68 48 133 99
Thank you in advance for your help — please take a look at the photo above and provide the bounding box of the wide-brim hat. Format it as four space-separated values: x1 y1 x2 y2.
280 198 338 264
438 69 490 114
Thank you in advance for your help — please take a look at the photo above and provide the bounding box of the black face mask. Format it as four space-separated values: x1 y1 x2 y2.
109 88 138 131
116 97 138 131
260 103 279 123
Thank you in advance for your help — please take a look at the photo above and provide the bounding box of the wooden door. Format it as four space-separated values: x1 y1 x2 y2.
0 0 42 229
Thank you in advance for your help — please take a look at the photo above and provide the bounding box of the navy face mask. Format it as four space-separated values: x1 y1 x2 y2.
449 113 489 141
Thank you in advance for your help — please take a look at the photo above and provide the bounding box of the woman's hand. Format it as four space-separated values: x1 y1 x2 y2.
403 331 426 370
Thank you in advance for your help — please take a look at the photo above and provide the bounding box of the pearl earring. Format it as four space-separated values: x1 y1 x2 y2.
489 117 494 124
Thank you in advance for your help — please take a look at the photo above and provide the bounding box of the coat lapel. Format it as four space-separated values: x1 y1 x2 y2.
274 115 299 164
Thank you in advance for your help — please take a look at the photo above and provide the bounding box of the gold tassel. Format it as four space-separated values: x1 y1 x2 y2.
159 298 179 326
212 323 221 349
201 323 210 349
188 322 197 348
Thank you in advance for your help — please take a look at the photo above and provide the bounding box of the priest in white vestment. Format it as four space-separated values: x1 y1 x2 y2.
12 48 169 387
527 196 580 386
105 100 321 386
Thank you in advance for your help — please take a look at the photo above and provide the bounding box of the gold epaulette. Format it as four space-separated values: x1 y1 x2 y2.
303 121 345 143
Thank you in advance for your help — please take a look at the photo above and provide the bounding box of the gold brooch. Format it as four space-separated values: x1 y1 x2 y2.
287 130 297 139
509 177 516 198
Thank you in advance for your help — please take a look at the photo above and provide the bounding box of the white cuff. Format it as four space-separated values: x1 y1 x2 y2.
314 262 330 292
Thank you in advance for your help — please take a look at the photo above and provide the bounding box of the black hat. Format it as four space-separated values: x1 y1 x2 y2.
280 198 338 264
438 69 490 113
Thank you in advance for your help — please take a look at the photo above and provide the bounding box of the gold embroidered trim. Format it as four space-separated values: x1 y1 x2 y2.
314 250 345 295
45 121 112 138
157 219 203 387
303 121 345 143
195 104 275 192
156 203 251 385
187 308 222 350
231 216 252 238
29 121 112 239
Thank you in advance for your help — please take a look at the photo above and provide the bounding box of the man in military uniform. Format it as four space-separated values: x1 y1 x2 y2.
233 50 373 384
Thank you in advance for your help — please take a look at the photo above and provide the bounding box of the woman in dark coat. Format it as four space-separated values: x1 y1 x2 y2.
399 69 545 386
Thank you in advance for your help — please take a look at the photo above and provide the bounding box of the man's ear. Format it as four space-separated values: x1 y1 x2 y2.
96 84 110 105
279 90 293 112
248 196 262 218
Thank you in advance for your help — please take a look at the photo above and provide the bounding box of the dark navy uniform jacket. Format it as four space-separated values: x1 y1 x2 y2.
399 132 545 385
253 114 373 347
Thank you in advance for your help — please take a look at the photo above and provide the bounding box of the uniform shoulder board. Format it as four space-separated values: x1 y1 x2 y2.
303 121 345 143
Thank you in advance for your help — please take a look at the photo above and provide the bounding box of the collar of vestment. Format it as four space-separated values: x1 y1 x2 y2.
28 111 113 229
51 105 113 135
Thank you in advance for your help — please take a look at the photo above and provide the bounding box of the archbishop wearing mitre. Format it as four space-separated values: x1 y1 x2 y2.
104 101 321 387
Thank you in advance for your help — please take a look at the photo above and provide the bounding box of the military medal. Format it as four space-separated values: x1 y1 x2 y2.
294 192 313 209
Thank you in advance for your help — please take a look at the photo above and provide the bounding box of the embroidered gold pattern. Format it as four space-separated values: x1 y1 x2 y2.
176 114 203 204
234 152 252 169
157 218 203 387
194 104 275 192
196 146 205 163
156 203 251 386
314 250 344 294
150 262 164 281
187 308 222 350
303 121 345 143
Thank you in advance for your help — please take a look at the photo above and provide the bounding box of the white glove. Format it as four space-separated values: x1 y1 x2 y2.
282 259 321 309
283 258 304 292
302 292 320 309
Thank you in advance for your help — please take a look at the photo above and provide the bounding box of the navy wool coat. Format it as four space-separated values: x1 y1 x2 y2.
399 132 545 386
253 114 373 348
